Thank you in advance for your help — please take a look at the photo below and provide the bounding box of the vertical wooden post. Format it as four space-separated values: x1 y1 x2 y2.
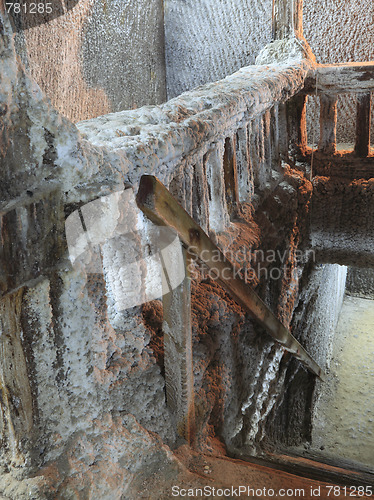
162 246 195 445
319 94 338 155
192 159 209 233
223 137 239 218
205 146 230 232
287 95 308 157
270 105 280 166
250 115 266 190
278 102 289 159
263 109 272 173
0 290 33 467
235 126 254 203
355 93 372 158
272 0 303 40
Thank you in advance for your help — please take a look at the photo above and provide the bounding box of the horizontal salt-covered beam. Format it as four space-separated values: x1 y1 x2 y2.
78 61 312 183
304 62 374 94
136 175 325 380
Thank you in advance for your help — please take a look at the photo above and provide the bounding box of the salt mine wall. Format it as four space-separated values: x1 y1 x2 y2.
0 5 359 498
13 0 166 123
304 0 374 65
303 0 374 144
165 0 373 98
346 267 374 299
165 0 374 142
10 0 374 133
265 264 347 449
164 0 272 99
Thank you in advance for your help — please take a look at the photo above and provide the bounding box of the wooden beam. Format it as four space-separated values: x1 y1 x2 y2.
235 127 254 203
318 95 338 155
304 62 374 95
272 0 303 40
306 154 374 180
136 175 325 380
287 95 308 157
162 247 195 444
223 137 239 217
237 450 374 489
278 103 289 159
354 93 372 158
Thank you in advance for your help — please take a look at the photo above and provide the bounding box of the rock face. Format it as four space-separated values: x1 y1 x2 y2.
1 4 369 498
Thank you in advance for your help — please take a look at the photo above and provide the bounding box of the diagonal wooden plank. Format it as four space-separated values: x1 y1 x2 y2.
136 175 325 381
